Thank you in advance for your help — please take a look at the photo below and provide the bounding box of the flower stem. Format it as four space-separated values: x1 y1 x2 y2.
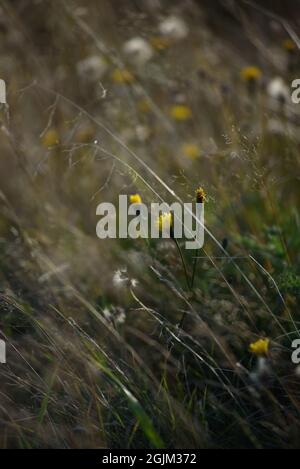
173 238 191 291
191 249 199 289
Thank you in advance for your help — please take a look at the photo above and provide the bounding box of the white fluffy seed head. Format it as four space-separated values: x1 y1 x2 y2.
267 77 289 102
76 55 108 81
123 37 154 65
158 16 189 40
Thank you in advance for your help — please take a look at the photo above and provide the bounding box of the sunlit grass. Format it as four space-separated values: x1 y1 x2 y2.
0 0 299 449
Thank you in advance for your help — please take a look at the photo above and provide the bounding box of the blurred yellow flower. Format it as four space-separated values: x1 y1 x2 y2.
182 143 201 159
137 98 151 113
130 194 142 204
111 68 135 84
75 126 95 143
41 129 59 147
150 36 171 50
170 105 192 121
157 212 173 231
249 338 269 356
240 66 262 81
195 187 206 203
282 38 296 51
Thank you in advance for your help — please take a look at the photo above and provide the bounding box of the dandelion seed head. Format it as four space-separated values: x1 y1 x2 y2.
159 16 189 40
115 309 126 325
131 278 139 288
267 77 289 102
76 55 108 81
135 124 151 142
113 269 127 286
103 307 112 320
123 37 153 66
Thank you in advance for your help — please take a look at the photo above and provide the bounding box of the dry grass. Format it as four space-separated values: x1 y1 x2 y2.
0 0 300 448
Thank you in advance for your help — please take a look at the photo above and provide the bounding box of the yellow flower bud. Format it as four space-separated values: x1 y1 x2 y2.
41 129 59 147
130 194 142 204
240 66 262 81
170 105 192 121
111 68 135 84
195 187 206 203
249 338 269 356
182 143 201 159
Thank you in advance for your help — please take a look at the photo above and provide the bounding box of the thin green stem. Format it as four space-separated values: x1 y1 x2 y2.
191 249 199 289
173 237 191 291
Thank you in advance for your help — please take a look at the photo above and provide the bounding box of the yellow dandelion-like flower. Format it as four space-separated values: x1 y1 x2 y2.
240 66 262 81
75 126 95 143
137 98 151 113
195 187 206 203
170 105 192 121
41 129 59 147
129 194 142 204
111 68 135 84
150 36 171 50
249 338 269 356
182 143 201 159
157 212 173 231
282 38 296 51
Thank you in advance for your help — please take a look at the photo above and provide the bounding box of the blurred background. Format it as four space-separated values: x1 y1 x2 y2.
0 0 300 449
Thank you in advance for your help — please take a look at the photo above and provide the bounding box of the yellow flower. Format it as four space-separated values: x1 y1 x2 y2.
249 338 269 356
282 38 296 51
157 212 173 231
170 105 192 121
195 187 206 203
111 68 135 84
240 66 262 81
182 143 201 159
150 36 171 50
41 129 59 147
137 98 151 113
75 126 95 143
130 194 142 204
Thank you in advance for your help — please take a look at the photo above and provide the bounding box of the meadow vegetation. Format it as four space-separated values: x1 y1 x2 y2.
0 0 300 448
